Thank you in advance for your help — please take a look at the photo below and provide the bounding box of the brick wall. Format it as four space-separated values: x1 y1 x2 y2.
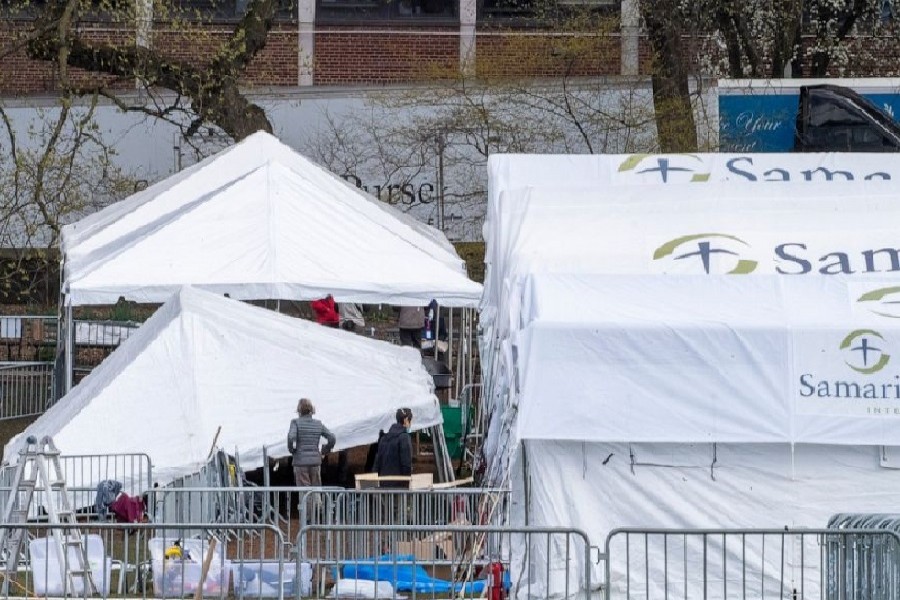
151 24 298 86
475 30 620 78
9 19 900 94
0 21 135 94
314 27 459 85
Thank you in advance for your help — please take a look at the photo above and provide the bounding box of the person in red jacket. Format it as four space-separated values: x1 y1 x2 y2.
310 295 340 327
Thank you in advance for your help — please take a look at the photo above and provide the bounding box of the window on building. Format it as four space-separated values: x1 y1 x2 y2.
174 0 295 21
316 0 457 22
478 0 618 23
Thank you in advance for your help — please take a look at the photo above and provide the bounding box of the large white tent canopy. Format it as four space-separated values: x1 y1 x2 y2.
5 287 442 489
482 153 900 596
486 182 900 345
62 132 482 307
515 273 900 447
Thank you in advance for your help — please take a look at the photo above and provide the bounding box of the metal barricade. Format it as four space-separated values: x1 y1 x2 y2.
298 524 592 600
147 486 343 552
827 514 900 599
0 452 152 521
0 361 54 420
0 521 286 600
149 487 510 562
603 527 900 600
299 487 509 530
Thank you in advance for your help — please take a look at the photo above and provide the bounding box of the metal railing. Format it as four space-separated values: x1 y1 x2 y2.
147 486 510 557
0 452 152 521
0 361 54 420
299 486 508 528
0 316 139 419
603 527 900 600
147 486 312 549
298 524 592 600
0 521 286 599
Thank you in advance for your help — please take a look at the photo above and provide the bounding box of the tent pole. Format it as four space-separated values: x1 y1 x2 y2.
522 440 529 526
447 307 454 371
64 303 74 394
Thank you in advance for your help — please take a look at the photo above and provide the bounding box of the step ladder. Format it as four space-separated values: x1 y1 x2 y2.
0 435 97 596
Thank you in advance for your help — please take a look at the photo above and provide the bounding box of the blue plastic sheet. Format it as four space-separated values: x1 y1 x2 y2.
341 555 498 594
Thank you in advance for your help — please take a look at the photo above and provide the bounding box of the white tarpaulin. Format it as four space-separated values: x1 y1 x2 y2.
62 132 481 307
515 273 900 446
486 183 900 343
514 440 900 598
480 154 900 597
4 287 442 488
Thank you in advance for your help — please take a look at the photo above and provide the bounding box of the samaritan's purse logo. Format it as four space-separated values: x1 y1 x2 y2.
840 329 891 374
618 154 711 183
652 233 758 274
857 286 900 319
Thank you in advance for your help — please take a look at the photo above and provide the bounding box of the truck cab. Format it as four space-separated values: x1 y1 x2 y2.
794 84 900 152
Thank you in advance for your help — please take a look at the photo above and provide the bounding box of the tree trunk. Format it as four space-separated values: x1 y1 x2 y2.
641 0 698 152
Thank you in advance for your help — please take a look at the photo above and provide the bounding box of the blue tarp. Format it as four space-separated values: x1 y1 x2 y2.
340 555 509 594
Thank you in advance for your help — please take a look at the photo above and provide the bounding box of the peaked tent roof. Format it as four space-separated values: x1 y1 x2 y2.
4 287 442 488
62 132 482 306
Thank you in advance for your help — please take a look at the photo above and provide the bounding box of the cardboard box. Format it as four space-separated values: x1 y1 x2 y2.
395 534 455 561
354 472 434 490
393 517 470 562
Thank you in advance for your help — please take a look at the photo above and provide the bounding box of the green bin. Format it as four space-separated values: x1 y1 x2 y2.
440 405 464 459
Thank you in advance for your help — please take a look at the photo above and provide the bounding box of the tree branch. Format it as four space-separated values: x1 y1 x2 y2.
26 0 276 141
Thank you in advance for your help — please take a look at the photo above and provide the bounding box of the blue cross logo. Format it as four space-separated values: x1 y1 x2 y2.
636 158 693 183
841 329 891 374
653 233 758 275
851 337 881 367
674 241 740 274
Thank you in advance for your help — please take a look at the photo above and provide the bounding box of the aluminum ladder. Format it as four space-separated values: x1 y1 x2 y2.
0 435 97 596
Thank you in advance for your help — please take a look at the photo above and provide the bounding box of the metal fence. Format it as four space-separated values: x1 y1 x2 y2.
0 521 286 599
147 486 510 558
0 362 54 420
298 524 592 600
603 527 900 600
299 486 508 528
0 316 139 420
0 452 152 521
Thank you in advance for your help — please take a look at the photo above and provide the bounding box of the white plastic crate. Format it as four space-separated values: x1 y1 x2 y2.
148 538 230 598
233 561 311 597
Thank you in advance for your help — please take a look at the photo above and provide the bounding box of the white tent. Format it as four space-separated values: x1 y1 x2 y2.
62 132 482 307
480 160 900 595
5 287 442 489
504 273 900 596
484 152 900 320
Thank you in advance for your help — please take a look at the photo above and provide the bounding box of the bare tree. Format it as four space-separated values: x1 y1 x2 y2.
306 38 662 239
8 0 277 141
0 95 136 304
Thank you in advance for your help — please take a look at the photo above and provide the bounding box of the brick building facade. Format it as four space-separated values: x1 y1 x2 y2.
0 0 652 94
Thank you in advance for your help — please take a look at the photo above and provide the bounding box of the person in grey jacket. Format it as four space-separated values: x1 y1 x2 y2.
287 398 336 487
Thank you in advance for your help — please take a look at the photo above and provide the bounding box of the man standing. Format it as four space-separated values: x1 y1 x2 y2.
374 408 413 488
288 398 336 487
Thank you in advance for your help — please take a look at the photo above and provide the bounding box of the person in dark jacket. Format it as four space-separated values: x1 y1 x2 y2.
374 408 413 488
287 398 336 487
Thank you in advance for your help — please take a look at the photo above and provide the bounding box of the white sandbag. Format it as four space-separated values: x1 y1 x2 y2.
332 578 395 599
